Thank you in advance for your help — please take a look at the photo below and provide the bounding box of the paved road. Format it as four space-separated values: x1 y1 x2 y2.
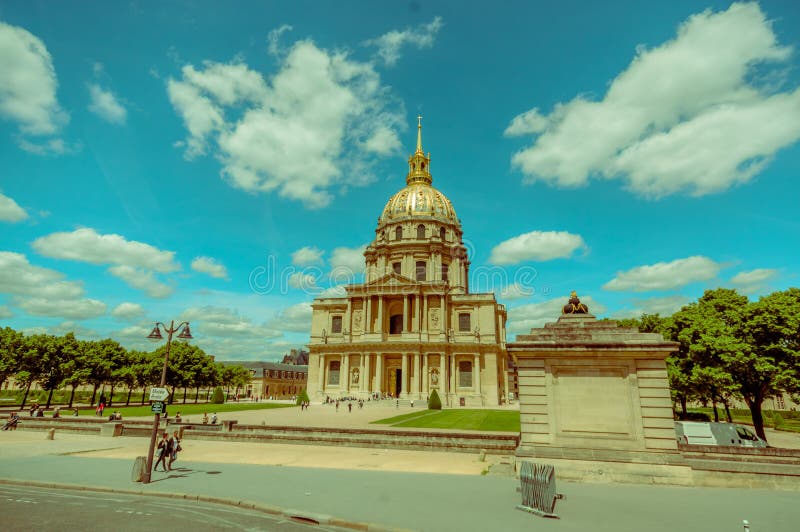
0 484 346 532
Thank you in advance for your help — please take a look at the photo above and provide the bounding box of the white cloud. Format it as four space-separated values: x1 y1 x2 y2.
615 295 691 318
603 256 722 292
507 2 800 197
0 21 68 139
268 24 293 57
319 284 346 298
0 305 12 319
729 268 778 294
0 191 28 222
507 295 605 334
329 245 366 280
32 228 179 297
16 297 105 320
191 256 229 280
87 83 127 124
288 271 317 290
730 268 778 286
181 305 281 339
291 246 323 266
489 231 586 265
496 283 534 300
269 302 313 332
47 321 99 338
365 17 443 66
108 265 173 298
0 251 85 300
33 228 179 272
111 302 146 321
167 40 404 208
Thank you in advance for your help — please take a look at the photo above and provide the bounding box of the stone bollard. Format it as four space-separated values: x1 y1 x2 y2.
178 426 185 439
479 449 486 462
131 456 147 482
46 428 55 440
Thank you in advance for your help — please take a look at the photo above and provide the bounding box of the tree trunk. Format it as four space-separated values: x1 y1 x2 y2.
126 387 132 406
723 400 733 423
746 397 767 442
182 387 187 403
171 386 176 404
680 396 687 416
68 385 76 408
140 387 146 405
712 400 719 422
90 383 98 406
20 381 32 408
194 387 199 404
46 388 54 408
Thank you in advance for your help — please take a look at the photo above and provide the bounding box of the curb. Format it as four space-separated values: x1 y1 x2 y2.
0 477 412 532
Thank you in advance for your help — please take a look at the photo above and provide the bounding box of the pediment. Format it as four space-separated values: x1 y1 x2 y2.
366 271 419 287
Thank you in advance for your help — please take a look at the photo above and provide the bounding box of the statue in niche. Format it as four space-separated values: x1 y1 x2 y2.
430 309 439 329
430 368 439 386
352 368 360 384
353 310 362 331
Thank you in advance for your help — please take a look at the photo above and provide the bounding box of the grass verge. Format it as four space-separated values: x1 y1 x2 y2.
71 402 294 419
372 409 520 432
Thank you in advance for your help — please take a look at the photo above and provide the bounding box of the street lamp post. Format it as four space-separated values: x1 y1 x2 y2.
141 320 192 484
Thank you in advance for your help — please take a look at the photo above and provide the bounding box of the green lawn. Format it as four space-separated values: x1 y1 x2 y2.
371 409 520 432
73 402 294 419
688 407 800 433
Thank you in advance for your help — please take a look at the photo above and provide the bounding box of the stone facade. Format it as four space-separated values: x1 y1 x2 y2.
307 120 508 406
220 361 308 399
508 296 681 464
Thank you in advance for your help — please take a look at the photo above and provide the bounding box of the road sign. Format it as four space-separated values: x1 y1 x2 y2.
151 401 164 414
149 387 169 401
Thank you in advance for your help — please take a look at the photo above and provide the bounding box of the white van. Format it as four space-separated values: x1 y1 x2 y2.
674 421 767 448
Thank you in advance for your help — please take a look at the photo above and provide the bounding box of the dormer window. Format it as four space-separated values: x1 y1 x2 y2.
442 263 449 282
417 224 425 239
331 315 342 333
393 262 401 275
395 226 402 240
439 227 446 240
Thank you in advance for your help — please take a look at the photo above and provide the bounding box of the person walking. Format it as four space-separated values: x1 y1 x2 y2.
153 432 171 472
168 430 181 470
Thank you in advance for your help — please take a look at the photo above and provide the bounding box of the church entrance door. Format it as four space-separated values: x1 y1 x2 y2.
387 368 403 397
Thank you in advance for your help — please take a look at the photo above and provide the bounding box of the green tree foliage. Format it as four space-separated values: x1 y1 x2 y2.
210 386 225 404
296 388 310 405
0 327 24 384
428 388 442 410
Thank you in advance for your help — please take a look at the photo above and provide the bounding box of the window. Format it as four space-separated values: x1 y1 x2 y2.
390 314 403 334
458 313 471 332
393 262 401 274
328 361 340 385
439 227 446 240
417 224 426 239
395 226 402 240
331 315 343 333
442 263 449 282
416 261 426 281
459 361 472 388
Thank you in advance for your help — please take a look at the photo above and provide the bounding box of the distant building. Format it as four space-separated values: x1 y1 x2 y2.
281 348 309 365
219 361 308 399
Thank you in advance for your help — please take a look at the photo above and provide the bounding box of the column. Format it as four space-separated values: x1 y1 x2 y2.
365 297 372 333
401 353 408 397
375 354 383 395
422 354 428 396
422 295 428 331
364 353 371 393
377 296 384 336
403 295 409 332
411 295 418 332
411 353 422 395
342 354 349 393
450 355 456 394
318 354 325 394
474 354 482 397
440 294 446 335
345 299 353 335
440 354 447 396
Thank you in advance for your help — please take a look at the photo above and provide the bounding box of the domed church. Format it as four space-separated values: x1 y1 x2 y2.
306 119 509 406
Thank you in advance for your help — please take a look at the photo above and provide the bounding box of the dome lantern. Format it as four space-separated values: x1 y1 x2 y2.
406 115 432 186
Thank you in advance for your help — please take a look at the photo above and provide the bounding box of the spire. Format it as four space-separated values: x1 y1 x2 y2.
407 115 432 186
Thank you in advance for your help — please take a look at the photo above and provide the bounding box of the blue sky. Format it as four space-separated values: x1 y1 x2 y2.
1 1 799 360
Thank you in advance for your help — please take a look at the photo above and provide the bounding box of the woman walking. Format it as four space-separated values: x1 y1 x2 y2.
153 432 171 472
168 430 181 470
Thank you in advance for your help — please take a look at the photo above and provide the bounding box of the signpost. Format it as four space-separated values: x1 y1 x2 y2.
150 402 164 414
149 388 169 402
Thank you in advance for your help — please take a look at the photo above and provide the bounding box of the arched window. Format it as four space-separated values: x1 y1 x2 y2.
395 226 402 240
417 224 425 239
442 263 449 282
390 314 403 334
439 227 446 240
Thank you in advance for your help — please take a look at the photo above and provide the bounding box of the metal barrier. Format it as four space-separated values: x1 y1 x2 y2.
516 461 564 518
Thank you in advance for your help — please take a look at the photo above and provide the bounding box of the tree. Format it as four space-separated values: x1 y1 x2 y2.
428 389 442 410
210 386 225 404
0 327 24 386
17 334 47 408
296 389 309 406
735 288 800 440
38 333 79 408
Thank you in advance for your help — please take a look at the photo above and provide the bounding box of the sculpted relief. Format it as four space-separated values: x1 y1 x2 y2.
430 309 440 330
353 310 362 332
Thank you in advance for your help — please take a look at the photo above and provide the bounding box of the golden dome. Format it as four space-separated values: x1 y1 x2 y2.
379 183 458 224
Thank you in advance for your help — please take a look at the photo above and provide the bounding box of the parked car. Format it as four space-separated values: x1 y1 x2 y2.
674 421 767 448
